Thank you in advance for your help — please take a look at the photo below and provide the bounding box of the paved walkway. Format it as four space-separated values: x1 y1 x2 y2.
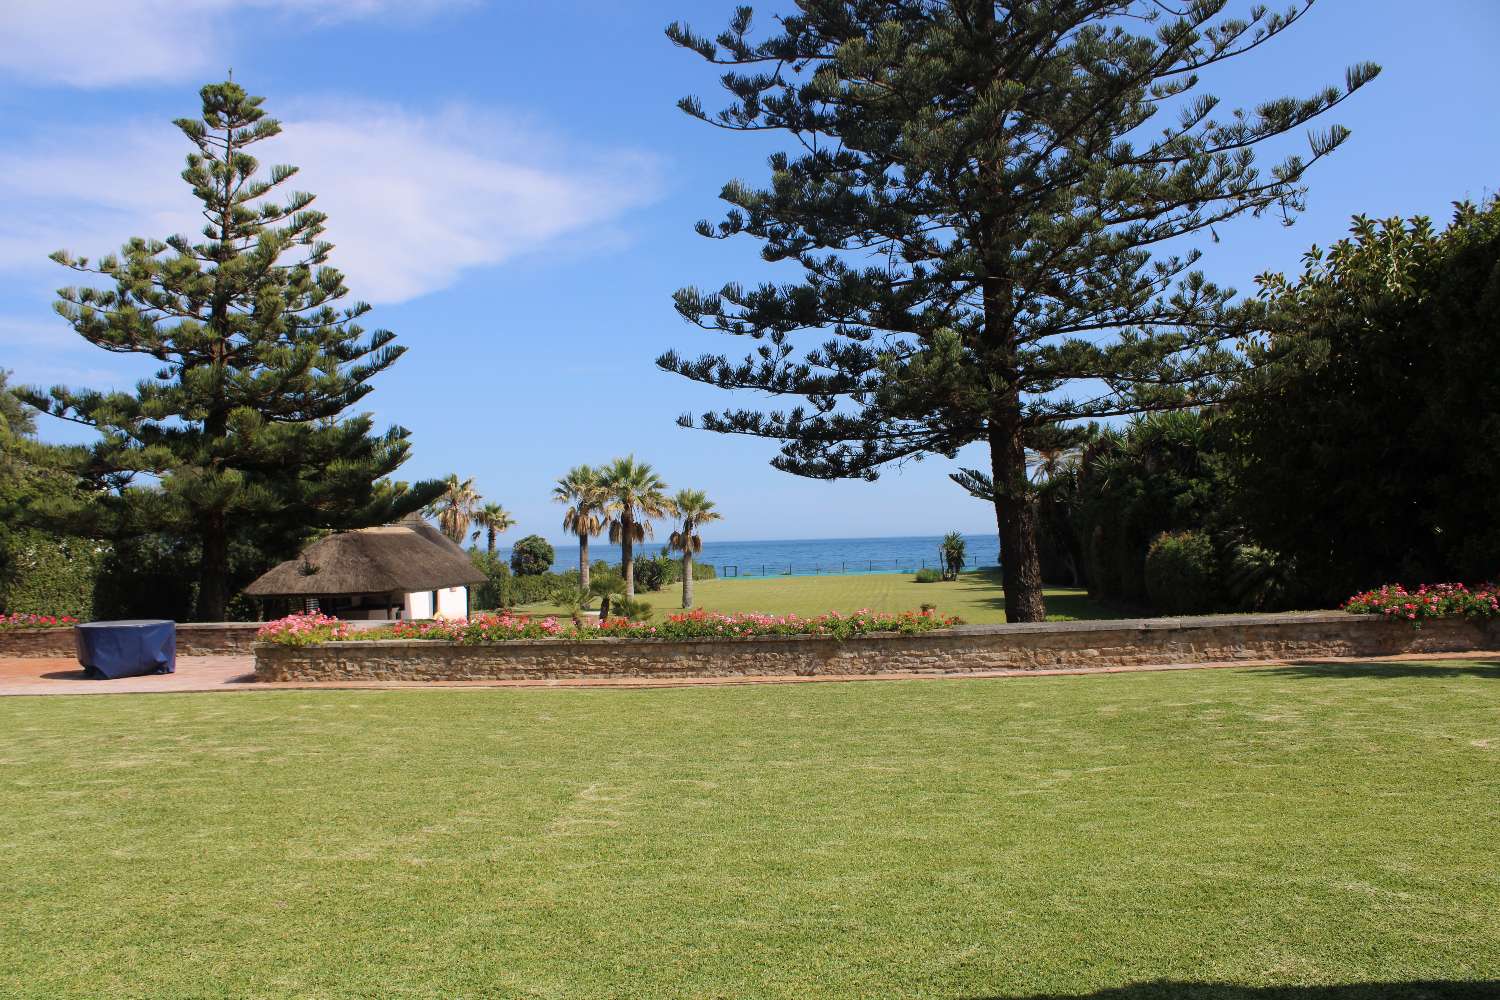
0 650 1493 697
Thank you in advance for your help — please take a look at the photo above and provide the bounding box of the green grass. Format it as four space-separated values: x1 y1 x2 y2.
521 568 1114 623
3 662 1498 998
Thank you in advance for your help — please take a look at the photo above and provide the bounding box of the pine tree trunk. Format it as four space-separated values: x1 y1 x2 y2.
622 511 635 598
682 551 693 609
579 533 591 591
196 513 229 622
989 409 1047 623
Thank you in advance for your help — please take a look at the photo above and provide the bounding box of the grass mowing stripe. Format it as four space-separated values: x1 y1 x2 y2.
1 661 1496 998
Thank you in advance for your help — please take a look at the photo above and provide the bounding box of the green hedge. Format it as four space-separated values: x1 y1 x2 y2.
1144 531 1222 615
0 531 108 619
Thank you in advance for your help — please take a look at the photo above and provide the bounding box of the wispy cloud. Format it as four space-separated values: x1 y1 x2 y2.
0 0 475 88
0 101 662 304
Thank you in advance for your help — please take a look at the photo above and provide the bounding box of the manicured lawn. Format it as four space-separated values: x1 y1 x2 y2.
3 662 1497 998
522 568 1113 623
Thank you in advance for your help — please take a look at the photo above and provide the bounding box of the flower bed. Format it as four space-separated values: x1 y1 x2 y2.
254 609 962 647
0 613 80 631
255 613 351 647
1343 582 1500 624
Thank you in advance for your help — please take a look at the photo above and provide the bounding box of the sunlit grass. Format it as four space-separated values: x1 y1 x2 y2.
521 568 1112 623
3 661 1497 998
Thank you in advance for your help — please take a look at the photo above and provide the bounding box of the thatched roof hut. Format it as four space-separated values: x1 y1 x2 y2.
244 521 485 600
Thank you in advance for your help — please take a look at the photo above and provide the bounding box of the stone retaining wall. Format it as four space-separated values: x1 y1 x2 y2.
0 622 264 659
253 612 1500 683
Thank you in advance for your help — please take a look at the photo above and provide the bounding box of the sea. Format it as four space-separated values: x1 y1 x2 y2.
502 533 1001 578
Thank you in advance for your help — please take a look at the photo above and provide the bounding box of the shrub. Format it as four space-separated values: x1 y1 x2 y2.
614 596 656 622
632 553 670 592
0 531 106 620
1225 544 1298 612
1343 583 1500 624
1144 530 1222 615
509 535 555 577
468 549 511 610
914 567 942 583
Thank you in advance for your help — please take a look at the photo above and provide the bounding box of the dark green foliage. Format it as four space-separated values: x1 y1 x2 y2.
1224 198 1500 602
1224 543 1299 613
0 371 111 617
611 596 655 622
91 534 200 622
661 2 1376 621
631 553 672 593
624 551 715 593
659 558 717 585
509 536 555 577
1144 531 1222 616
17 82 440 620
914 567 942 584
0 531 106 618
468 549 511 611
1071 412 1228 606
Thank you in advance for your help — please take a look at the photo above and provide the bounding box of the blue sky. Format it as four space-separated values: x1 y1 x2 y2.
1 1 1496 544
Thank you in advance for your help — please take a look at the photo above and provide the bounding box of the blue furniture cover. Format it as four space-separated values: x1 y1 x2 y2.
74 620 176 679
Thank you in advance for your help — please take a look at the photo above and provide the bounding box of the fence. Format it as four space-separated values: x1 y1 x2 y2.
707 555 995 579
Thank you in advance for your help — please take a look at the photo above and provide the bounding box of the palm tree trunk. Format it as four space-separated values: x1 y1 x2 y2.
487 526 496 554
579 532 591 591
682 550 695 608
621 510 635 598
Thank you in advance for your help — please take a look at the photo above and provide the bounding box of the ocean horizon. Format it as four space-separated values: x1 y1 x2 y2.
495 532 1002 578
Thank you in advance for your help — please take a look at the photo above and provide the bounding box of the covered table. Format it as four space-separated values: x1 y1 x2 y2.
74 620 176 679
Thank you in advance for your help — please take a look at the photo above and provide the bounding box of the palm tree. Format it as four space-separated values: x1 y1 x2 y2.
599 456 673 598
426 475 481 544
472 502 516 554
667 489 722 609
553 464 612 590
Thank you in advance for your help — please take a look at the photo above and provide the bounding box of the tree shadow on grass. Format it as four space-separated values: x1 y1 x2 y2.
959 568 1123 622
1255 660 1500 680
964 979 1500 999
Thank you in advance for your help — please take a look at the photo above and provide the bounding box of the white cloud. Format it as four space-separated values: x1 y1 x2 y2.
0 102 661 304
0 0 474 87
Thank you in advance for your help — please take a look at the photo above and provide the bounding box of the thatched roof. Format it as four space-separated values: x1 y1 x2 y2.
244 521 486 597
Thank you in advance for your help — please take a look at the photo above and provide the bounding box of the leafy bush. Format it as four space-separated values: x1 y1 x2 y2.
1144 530 1222 615
0 531 107 619
632 553 670 592
1225 544 1298 612
1343 583 1500 624
914 567 942 583
613 596 655 622
507 574 561 605
1226 199 1500 602
468 549 511 610
509 535 555 577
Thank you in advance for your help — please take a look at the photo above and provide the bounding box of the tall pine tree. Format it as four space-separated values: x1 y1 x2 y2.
660 1 1378 620
22 81 442 620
